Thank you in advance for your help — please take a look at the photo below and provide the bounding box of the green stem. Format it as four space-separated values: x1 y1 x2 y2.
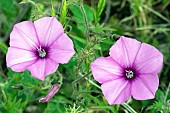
73 2 90 42
79 3 90 42
79 73 101 89
57 71 63 86
72 71 92 84
122 103 137 113
164 83 170 102
142 5 170 23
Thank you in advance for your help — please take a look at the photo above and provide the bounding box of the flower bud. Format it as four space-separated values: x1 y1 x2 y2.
39 84 60 103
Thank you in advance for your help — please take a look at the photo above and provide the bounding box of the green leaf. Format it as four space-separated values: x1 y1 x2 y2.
1 90 8 104
70 3 93 31
51 3 56 17
147 101 165 111
0 42 8 54
69 34 86 44
44 95 72 113
59 0 67 25
21 70 39 87
0 0 15 14
142 4 170 23
122 103 137 113
97 0 106 17
95 0 106 24
92 106 118 113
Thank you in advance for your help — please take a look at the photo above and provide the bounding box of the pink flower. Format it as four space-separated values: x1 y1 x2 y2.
91 36 163 105
39 84 60 103
6 17 75 80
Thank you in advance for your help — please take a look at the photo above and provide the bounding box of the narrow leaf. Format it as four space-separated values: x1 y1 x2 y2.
0 42 8 54
2 90 7 103
51 3 56 16
97 0 106 17
60 0 67 25
69 34 86 44
95 0 106 24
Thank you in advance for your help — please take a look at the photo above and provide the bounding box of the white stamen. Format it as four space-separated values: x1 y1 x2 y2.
37 46 46 58
125 70 134 79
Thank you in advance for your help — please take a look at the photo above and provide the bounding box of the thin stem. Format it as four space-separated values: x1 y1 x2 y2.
164 83 170 103
72 71 92 84
57 71 63 86
104 0 111 24
142 5 170 23
79 73 101 89
85 77 101 89
73 2 90 42
79 3 90 41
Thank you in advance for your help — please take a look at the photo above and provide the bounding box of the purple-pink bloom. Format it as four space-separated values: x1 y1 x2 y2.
6 17 75 80
91 36 163 105
39 84 60 103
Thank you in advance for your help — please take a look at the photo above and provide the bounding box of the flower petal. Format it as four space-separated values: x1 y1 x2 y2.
91 57 123 84
27 58 59 80
109 36 141 68
131 74 159 100
48 34 75 64
10 21 39 50
101 79 131 105
6 47 37 72
34 17 64 47
133 43 163 74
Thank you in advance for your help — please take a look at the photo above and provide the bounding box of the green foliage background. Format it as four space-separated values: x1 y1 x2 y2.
0 0 170 113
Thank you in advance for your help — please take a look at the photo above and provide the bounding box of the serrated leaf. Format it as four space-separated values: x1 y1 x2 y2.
60 0 67 25
147 101 165 112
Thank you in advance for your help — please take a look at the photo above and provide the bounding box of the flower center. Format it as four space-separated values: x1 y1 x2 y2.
125 70 134 79
37 46 46 58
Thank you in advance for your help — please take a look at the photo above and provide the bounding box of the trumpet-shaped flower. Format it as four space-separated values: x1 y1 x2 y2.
91 36 163 105
6 17 75 80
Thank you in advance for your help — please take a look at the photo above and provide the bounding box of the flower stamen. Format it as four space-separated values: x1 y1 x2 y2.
37 46 46 58
125 70 134 79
